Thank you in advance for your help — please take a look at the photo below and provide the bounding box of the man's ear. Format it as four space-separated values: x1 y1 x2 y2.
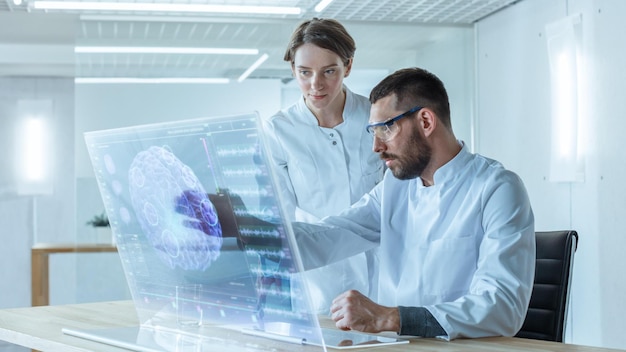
420 108 437 138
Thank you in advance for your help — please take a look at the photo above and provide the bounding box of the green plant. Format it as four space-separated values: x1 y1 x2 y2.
86 211 110 227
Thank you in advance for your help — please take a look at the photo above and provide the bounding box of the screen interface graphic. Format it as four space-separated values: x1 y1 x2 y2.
85 114 322 344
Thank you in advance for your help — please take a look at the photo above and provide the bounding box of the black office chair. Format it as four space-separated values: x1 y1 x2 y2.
516 230 578 342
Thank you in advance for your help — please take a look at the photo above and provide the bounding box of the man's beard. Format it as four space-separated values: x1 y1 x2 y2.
381 131 432 180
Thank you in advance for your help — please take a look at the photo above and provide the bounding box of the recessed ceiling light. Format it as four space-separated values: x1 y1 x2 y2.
13 0 23 5
33 1 302 15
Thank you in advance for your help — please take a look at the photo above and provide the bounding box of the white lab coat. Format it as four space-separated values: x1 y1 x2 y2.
262 87 384 313
293 143 535 339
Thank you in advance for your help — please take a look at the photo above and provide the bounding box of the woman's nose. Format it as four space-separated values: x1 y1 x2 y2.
311 73 324 90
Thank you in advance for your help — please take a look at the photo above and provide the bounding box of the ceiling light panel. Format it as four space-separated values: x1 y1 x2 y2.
32 1 302 15
30 0 311 18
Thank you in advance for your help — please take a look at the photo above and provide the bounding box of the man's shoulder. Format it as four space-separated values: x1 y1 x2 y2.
471 153 510 174
470 153 526 189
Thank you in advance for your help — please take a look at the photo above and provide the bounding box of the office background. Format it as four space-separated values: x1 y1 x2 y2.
1 0 624 350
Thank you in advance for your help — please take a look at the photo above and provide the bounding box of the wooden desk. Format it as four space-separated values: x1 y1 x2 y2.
0 301 623 352
31 243 118 306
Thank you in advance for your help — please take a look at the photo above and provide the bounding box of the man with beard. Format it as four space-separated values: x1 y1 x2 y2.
292 67 535 340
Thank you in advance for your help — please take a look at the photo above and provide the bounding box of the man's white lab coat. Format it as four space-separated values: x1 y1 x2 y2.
294 143 535 339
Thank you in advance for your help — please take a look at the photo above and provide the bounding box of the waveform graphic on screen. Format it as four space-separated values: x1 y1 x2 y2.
128 145 223 271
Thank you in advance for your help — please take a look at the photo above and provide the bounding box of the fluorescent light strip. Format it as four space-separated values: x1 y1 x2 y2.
33 1 301 14
79 14 286 23
75 77 230 84
75 46 258 55
315 0 333 12
237 53 269 83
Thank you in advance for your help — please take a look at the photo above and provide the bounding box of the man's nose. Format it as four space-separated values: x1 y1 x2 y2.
373 135 386 153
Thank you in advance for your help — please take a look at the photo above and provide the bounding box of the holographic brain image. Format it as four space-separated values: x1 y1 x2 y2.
128 146 223 271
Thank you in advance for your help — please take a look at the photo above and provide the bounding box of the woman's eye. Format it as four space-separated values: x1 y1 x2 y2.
325 69 336 75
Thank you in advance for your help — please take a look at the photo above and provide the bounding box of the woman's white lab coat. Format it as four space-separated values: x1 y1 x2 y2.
262 87 384 313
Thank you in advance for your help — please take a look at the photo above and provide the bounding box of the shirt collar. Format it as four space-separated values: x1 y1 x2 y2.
429 140 471 186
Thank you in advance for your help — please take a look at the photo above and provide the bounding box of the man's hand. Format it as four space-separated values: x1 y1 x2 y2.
329 290 400 333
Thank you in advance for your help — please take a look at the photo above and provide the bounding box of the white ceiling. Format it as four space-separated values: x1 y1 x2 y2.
0 0 522 80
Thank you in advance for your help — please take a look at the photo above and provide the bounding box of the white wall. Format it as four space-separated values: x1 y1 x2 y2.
476 0 626 349
414 28 475 147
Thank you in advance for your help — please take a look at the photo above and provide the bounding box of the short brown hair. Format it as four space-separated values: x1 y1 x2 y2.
370 67 452 130
284 18 355 66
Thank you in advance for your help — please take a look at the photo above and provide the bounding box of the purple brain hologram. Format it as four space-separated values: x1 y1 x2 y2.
128 145 223 271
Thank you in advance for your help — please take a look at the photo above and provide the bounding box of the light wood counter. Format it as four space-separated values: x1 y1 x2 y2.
0 300 624 352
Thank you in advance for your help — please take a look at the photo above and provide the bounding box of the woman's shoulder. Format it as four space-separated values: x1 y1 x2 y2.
264 102 299 127
266 98 314 124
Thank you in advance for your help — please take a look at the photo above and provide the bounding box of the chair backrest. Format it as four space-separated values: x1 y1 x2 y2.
515 230 578 342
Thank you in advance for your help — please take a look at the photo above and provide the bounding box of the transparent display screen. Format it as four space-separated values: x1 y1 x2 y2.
85 113 324 347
